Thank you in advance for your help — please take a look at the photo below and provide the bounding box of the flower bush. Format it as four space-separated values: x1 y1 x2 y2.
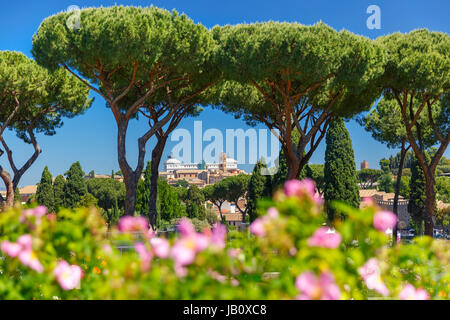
0 180 448 300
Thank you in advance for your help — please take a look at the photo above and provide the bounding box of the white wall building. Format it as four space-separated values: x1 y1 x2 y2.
163 154 238 173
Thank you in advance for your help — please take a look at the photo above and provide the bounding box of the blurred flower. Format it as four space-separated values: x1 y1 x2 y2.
373 211 397 233
1 234 43 273
19 206 47 228
267 207 279 219
93 266 101 274
149 237 170 259
362 197 374 206
18 249 44 273
1 241 22 258
249 218 266 237
118 216 148 233
177 218 195 237
53 260 82 290
399 283 429 300
358 258 389 296
307 227 342 249
134 242 153 271
295 271 341 300
17 234 33 251
211 223 227 249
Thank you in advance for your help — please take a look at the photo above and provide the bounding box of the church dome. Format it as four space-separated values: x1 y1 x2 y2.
164 155 181 165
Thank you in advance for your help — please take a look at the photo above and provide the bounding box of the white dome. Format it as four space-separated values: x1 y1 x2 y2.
226 158 237 164
164 157 181 165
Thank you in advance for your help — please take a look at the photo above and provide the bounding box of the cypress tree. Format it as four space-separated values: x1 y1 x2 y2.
53 175 66 211
36 166 55 212
324 118 360 220
63 162 87 208
247 160 270 222
185 185 206 220
14 187 21 204
408 154 433 235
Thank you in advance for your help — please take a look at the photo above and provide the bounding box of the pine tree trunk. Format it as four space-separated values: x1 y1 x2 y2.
424 173 435 237
392 142 407 242
0 166 14 209
148 136 167 230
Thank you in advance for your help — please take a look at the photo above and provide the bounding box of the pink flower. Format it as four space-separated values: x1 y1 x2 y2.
1 241 22 258
149 238 170 259
17 234 33 251
53 260 82 290
18 250 44 273
249 218 266 237
267 207 279 219
362 197 374 206
285 179 316 197
373 211 397 233
399 283 429 300
1 234 43 273
170 240 197 267
118 216 148 233
33 206 47 218
358 258 389 296
295 271 341 300
19 206 47 228
177 218 195 237
211 223 227 249
307 227 342 249
134 242 153 271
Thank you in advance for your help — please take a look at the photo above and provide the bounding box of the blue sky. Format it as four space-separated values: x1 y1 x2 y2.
0 0 449 187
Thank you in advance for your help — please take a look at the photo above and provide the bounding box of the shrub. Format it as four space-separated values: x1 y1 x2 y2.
0 179 448 300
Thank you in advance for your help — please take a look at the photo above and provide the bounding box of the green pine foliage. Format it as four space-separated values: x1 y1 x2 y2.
63 162 87 209
185 185 206 220
158 179 186 221
408 154 431 235
52 175 66 211
247 160 271 222
14 188 21 205
324 118 360 220
36 166 55 212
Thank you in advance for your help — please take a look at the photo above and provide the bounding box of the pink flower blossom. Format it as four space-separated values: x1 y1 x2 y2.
177 218 195 237
170 239 197 266
18 250 44 273
211 223 227 249
17 234 33 251
358 258 389 296
19 206 47 228
285 179 316 197
399 283 429 300
134 242 153 271
53 260 82 290
295 271 341 300
249 218 266 237
149 237 170 259
362 197 374 206
1 234 43 273
307 227 342 249
33 206 47 218
267 207 279 219
373 211 397 233
118 216 148 233
1 241 22 258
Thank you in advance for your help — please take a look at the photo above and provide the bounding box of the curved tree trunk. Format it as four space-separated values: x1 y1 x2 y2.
0 165 14 209
117 121 140 216
148 136 168 229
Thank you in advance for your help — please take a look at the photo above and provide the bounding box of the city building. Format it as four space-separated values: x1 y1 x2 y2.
160 152 246 187
360 160 369 170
